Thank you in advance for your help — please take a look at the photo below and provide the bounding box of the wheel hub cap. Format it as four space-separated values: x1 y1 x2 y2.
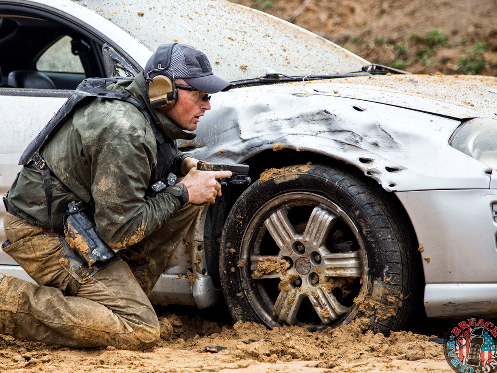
295 257 311 275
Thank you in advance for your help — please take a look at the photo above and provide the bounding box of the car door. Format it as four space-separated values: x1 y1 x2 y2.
0 0 145 278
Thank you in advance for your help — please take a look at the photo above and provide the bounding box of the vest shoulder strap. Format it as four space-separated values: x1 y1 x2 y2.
18 77 163 166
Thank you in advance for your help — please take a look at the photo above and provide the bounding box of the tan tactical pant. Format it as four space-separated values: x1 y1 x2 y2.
0 203 200 349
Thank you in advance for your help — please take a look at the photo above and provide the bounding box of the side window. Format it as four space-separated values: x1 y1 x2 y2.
36 36 84 73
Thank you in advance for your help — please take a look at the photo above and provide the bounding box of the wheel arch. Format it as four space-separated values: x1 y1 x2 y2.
240 148 421 251
205 149 425 308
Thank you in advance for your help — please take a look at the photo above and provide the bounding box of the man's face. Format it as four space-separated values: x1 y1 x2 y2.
161 78 211 131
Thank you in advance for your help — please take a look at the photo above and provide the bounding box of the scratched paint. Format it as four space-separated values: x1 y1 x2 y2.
181 77 495 192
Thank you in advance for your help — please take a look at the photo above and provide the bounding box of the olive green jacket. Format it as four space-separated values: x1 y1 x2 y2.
7 73 194 251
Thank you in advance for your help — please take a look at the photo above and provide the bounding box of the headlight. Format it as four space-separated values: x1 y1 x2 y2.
450 117 497 169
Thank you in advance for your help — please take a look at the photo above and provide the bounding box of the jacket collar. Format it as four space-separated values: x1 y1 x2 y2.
119 73 196 141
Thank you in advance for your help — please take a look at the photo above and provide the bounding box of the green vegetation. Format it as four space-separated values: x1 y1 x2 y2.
410 28 448 48
390 44 408 70
424 28 449 48
255 0 274 10
345 27 493 75
394 44 408 59
390 59 406 70
374 35 386 46
410 28 449 66
458 42 488 75
351 36 363 45
372 29 450 71
418 50 433 67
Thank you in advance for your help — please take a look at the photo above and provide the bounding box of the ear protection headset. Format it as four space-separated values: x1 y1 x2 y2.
146 43 178 110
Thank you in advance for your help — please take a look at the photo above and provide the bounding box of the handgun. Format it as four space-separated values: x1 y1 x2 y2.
197 161 251 186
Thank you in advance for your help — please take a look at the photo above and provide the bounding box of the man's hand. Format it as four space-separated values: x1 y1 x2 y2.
181 168 232 204
181 156 199 176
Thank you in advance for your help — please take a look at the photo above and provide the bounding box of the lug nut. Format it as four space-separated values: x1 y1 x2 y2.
310 273 319 286
312 252 321 264
293 278 302 287
295 242 305 254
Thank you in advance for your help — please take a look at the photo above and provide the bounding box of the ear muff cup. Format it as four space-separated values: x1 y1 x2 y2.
148 75 177 110
146 43 178 110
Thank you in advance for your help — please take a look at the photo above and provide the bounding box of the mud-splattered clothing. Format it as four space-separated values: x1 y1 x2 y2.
0 72 203 349
6 73 193 251
1 204 199 349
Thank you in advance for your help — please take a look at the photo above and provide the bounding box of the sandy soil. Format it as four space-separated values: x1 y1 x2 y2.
0 309 452 373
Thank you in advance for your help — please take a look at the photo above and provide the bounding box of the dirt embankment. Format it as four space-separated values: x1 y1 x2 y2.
0 310 451 372
230 0 497 76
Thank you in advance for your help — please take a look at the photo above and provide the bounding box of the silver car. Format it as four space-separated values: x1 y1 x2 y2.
1 0 497 334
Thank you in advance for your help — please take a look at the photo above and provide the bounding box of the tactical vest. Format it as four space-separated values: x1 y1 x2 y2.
18 77 177 228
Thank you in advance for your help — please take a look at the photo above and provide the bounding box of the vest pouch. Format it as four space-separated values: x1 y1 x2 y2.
63 201 115 267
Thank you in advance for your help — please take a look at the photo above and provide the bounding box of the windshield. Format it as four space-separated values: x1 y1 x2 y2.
85 0 368 81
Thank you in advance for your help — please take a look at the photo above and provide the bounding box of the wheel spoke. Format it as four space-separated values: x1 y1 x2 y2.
251 255 289 279
308 288 348 322
322 252 362 277
273 289 305 325
264 206 297 254
302 206 338 248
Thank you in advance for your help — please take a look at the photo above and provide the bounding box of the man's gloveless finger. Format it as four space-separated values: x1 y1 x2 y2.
213 170 232 179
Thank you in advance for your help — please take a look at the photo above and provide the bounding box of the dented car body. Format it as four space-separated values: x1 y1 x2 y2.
191 75 497 322
1 0 497 332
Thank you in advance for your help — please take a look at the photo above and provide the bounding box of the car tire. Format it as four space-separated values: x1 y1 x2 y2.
220 163 420 333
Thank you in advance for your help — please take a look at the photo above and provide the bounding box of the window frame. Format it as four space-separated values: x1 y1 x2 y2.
0 2 140 96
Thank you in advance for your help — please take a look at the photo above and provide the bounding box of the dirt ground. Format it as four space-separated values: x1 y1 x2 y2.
230 0 497 76
0 306 453 373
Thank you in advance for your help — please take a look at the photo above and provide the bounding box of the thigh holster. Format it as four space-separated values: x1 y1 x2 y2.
59 201 118 295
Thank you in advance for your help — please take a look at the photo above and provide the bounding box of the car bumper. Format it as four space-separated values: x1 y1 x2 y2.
397 189 497 318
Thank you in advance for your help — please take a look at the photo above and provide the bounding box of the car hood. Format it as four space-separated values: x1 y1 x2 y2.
83 0 367 80
304 74 497 119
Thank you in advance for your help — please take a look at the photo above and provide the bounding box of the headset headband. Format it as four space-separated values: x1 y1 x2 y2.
146 43 177 80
